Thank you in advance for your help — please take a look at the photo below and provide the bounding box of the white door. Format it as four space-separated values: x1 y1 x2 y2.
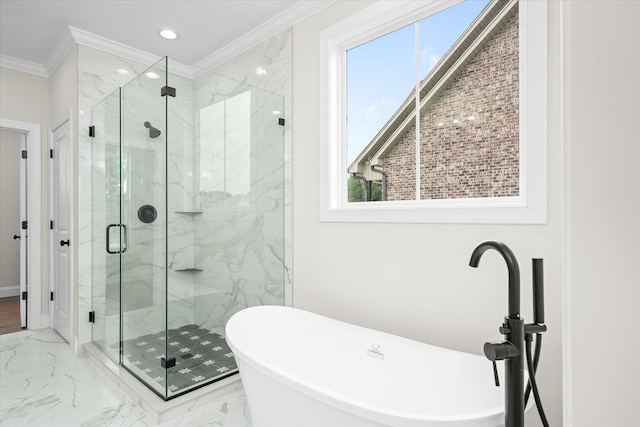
50 119 72 343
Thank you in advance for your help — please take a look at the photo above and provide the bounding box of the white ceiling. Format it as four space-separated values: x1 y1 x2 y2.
0 0 331 76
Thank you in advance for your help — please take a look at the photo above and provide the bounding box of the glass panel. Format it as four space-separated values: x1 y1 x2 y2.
418 0 518 200
91 87 121 362
164 67 285 397
346 25 415 202
120 58 168 398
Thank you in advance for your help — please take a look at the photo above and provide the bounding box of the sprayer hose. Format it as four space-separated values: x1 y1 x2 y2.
525 332 542 406
525 333 550 427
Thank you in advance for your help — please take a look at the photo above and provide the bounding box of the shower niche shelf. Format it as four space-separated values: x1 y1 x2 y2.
174 211 203 215
173 268 203 272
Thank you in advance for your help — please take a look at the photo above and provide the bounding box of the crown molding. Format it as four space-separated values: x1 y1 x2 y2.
44 26 76 76
67 26 194 78
0 54 48 77
194 0 335 70
3 0 334 80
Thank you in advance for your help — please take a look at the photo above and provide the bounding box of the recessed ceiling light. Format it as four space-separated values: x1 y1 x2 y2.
145 72 160 79
116 68 129 75
272 110 282 115
160 29 177 40
254 67 267 76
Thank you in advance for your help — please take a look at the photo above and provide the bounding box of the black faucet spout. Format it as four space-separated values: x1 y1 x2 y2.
469 241 521 319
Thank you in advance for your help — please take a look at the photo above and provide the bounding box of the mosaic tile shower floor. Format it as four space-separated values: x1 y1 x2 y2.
119 324 238 396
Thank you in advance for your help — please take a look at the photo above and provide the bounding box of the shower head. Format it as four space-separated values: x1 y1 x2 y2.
144 121 161 138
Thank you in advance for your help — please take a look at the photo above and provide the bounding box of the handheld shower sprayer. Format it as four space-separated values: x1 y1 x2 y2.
144 121 161 138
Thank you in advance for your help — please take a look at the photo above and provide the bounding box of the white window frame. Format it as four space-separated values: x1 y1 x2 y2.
319 0 547 224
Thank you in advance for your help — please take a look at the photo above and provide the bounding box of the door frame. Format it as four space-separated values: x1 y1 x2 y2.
49 109 75 348
0 117 44 330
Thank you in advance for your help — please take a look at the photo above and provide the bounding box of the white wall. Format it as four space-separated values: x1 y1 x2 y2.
292 1 639 426
563 1 640 426
0 66 50 315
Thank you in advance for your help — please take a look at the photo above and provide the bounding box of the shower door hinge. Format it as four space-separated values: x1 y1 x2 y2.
50 291 54 301
50 149 54 158
50 220 54 230
89 311 95 323
21 150 27 159
21 221 27 230
161 357 176 369
161 86 176 97
21 291 28 301
278 118 285 126
89 126 95 137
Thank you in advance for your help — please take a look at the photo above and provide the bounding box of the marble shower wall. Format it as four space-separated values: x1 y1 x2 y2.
197 29 293 331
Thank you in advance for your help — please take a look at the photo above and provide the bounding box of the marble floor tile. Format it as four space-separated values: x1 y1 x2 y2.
0 329 251 427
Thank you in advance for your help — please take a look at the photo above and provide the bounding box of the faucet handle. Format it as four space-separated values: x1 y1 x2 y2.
484 341 519 361
491 360 500 386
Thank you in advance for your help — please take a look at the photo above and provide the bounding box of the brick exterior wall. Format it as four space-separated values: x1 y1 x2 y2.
384 122 417 200
383 11 519 201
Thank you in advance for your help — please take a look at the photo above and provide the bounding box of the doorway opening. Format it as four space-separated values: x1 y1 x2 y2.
0 118 44 333
0 128 26 334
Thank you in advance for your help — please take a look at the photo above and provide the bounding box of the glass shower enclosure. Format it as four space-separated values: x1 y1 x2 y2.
90 58 285 399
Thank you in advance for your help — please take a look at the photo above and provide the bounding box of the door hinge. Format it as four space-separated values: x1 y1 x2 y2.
161 357 176 369
21 291 28 301
21 220 27 230
50 149 54 158
50 220 54 230
161 86 176 97
89 126 95 137
21 150 27 159
89 311 96 323
50 291 54 301
278 118 285 126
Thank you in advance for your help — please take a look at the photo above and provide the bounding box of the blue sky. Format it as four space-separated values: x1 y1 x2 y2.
346 0 490 164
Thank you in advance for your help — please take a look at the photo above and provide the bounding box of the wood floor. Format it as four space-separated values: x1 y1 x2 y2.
0 296 24 335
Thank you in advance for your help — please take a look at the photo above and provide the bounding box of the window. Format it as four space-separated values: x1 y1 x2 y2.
320 0 547 223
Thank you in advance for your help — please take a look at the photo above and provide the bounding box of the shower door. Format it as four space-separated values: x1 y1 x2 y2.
119 58 169 397
90 88 121 362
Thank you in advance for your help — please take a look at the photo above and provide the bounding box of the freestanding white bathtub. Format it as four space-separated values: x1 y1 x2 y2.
226 305 506 427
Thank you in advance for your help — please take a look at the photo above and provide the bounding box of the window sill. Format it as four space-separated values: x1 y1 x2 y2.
321 197 546 224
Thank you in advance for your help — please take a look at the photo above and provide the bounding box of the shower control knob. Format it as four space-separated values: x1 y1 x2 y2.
484 341 519 361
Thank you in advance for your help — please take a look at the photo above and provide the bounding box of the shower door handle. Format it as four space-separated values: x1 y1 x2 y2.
106 224 128 254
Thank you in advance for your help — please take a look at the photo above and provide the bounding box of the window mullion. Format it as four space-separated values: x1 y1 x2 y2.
414 22 421 201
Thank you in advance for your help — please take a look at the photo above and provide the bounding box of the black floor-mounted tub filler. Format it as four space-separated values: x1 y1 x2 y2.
470 241 549 427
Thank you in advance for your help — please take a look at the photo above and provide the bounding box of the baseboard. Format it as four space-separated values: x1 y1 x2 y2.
0 286 20 298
